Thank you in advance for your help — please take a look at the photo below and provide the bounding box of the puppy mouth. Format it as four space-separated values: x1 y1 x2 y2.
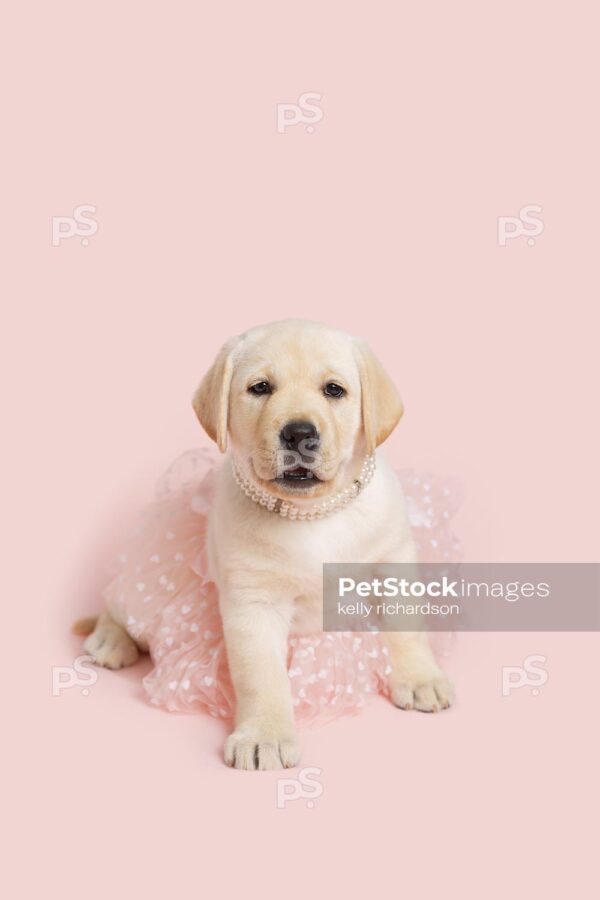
275 466 321 489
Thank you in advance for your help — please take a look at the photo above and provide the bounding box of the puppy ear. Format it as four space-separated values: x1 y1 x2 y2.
354 341 404 454
192 338 239 452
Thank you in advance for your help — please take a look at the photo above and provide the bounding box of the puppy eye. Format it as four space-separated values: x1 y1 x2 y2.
248 381 272 396
324 382 345 398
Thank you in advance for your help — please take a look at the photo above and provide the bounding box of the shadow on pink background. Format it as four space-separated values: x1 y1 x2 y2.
3 2 598 899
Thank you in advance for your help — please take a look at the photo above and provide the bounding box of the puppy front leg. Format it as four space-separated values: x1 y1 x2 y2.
384 630 453 712
221 595 300 771
375 555 454 713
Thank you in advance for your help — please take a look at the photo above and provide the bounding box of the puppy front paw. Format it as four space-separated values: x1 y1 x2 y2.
391 673 454 713
224 724 300 771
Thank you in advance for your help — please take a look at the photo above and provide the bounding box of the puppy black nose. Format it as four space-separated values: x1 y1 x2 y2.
280 420 320 451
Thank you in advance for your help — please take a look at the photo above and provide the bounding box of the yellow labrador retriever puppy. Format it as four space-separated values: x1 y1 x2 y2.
84 320 452 769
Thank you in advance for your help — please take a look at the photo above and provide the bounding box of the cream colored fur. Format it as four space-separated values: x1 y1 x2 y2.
83 320 453 769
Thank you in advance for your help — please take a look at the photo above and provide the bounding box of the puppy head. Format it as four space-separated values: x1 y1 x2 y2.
193 320 403 501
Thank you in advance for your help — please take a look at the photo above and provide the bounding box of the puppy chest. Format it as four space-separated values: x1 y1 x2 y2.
291 588 323 634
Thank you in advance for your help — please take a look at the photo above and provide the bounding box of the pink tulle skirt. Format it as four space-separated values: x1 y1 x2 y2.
104 449 462 721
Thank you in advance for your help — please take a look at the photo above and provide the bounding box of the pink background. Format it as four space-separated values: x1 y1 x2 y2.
3 2 598 898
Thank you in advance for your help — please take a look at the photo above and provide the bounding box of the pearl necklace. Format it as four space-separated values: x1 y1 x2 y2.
231 455 376 520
